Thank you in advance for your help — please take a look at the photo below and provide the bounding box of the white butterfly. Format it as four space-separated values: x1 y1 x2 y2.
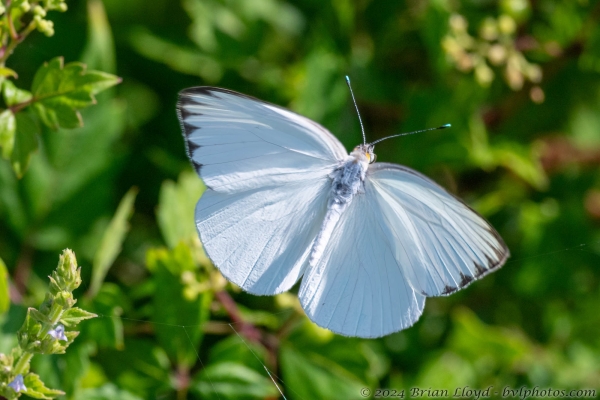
177 86 509 338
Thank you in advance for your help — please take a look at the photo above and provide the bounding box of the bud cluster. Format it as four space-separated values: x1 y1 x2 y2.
442 13 545 102
0 0 68 38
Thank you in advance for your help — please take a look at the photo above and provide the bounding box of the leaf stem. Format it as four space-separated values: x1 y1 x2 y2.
0 19 37 67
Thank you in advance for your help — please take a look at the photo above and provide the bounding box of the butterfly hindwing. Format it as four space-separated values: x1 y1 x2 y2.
299 184 426 338
367 163 509 297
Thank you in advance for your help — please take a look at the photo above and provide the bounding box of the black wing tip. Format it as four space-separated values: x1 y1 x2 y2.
191 159 203 171
442 285 458 295
187 140 201 154
459 272 474 287
438 245 510 296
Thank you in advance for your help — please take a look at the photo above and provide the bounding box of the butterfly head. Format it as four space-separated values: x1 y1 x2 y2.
351 143 377 164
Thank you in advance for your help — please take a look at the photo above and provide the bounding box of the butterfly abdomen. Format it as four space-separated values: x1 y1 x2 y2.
309 156 368 267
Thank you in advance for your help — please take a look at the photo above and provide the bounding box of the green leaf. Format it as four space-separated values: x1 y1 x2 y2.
2 80 32 107
88 187 137 298
147 244 211 367
191 362 280 400
81 0 116 74
280 344 367 400
31 57 121 130
73 383 143 400
79 284 127 349
0 109 16 159
11 112 39 178
22 373 65 399
157 170 204 248
33 101 81 129
60 307 97 327
0 257 9 314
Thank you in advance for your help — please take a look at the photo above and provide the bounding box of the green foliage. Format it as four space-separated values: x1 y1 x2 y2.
146 244 211 368
0 0 120 177
89 187 137 297
0 0 600 399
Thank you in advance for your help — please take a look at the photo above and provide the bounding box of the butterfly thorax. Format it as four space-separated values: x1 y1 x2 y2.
309 147 371 267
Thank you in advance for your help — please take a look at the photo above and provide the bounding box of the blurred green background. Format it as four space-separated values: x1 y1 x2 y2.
1 0 600 398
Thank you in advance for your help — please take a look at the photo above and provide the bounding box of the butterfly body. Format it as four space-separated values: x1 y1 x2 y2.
177 87 509 338
310 148 369 267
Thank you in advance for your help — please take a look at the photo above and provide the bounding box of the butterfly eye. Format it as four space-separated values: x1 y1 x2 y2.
369 153 377 164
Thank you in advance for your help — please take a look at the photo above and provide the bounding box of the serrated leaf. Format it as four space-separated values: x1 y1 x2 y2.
88 187 137 297
60 307 97 327
11 112 39 177
22 373 65 399
0 257 9 314
0 109 16 159
31 57 121 130
2 80 32 107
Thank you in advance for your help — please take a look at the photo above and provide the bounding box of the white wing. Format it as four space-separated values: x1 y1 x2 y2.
177 87 347 193
196 177 331 295
299 186 426 338
368 163 509 297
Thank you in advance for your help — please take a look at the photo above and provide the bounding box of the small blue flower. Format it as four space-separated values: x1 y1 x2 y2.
8 374 26 392
48 324 67 341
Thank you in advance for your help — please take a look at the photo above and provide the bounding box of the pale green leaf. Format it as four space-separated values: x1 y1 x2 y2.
22 373 65 399
0 257 9 314
80 0 116 74
89 187 137 297
2 80 32 106
0 109 16 159
11 112 39 178
157 170 205 248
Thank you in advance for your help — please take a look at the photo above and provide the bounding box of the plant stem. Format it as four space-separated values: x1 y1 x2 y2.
215 290 262 343
13 351 33 375
6 2 18 40
0 20 36 66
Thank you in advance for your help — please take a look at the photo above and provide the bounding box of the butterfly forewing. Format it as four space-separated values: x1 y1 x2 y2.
177 87 347 193
178 87 348 295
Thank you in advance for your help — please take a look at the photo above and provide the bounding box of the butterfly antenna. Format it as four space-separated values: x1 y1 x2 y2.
370 124 451 146
345 76 367 145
